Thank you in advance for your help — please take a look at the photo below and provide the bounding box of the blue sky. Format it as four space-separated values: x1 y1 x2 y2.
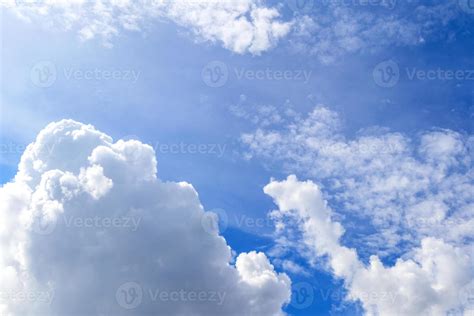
1 1 473 315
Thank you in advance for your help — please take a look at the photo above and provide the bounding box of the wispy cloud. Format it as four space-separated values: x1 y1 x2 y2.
240 106 473 257
287 0 466 63
3 0 292 54
3 0 467 59
265 175 473 315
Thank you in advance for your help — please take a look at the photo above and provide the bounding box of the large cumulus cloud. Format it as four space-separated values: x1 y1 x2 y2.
0 119 291 315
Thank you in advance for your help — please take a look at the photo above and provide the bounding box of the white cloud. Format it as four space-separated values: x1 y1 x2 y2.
0 119 291 315
3 0 463 59
264 175 473 316
2 0 291 54
164 0 292 55
288 1 463 64
241 106 474 258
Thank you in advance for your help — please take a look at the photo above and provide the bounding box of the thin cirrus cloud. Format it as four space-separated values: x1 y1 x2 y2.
2 0 467 58
238 104 473 314
288 0 467 64
240 106 473 258
264 175 473 315
0 119 291 315
2 0 292 54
